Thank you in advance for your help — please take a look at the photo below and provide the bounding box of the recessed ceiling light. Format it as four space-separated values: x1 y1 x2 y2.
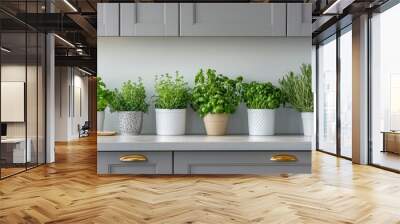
1 47 11 53
78 67 93 76
54 34 75 48
63 0 78 12
322 0 354 15
323 0 343 14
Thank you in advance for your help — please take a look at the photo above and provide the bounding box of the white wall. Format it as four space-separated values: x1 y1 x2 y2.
55 67 89 141
98 37 311 134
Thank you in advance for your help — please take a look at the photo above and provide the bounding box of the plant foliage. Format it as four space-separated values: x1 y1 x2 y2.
97 77 111 112
109 78 149 112
154 72 191 109
242 81 282 109
191 69 243 117
279 64 313 112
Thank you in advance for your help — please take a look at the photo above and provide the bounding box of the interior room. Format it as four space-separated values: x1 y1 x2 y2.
0 0 400 223
0 11 46 178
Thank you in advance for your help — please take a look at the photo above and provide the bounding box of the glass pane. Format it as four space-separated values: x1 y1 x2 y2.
340 29 352 158
318 37 337 154
27 31 38 169
38 33 46 165
1 31 27 177
371 4 400 171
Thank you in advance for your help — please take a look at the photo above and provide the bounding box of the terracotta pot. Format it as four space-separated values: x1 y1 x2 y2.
203 113 229 136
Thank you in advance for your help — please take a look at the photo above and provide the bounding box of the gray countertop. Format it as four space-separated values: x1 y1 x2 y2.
97 135 312 152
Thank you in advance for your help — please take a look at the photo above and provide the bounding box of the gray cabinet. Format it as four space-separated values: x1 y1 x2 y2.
180 3 287 36
174 151 311 174
97 136 312 175
120 3 179 36
97 151 173 174
97 3 119 37
287 3 312 37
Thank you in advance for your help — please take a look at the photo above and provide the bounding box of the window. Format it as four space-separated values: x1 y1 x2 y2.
370 3 400 171
317 36 337 154
340 28 352 158
316 26 353 159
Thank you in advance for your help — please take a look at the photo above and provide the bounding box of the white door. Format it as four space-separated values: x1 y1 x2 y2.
180 3 286 36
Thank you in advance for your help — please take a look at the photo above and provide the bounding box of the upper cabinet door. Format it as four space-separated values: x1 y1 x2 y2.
287 3 312 37
97 3 120 37
120 3 179 36
180 3 286 36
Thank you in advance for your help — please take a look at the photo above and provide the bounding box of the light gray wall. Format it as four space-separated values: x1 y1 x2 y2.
55 67 89 141
98 37 311 134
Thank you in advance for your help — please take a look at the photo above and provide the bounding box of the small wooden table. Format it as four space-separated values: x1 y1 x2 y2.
382 131 400 154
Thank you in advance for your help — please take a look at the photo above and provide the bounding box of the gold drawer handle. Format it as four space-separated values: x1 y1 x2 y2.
270 154 297 162
120 154 148 162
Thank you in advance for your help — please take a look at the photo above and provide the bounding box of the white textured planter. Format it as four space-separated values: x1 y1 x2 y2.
97 111 105 131
118 111 143 135
301 112 314 136
247 109 275 136
156 109 186 136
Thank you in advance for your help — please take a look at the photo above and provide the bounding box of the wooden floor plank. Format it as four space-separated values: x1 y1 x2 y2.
0 136 400 224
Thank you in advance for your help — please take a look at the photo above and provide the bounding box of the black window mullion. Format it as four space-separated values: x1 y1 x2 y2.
316 45 320 150
25 0 28 171
336 29 341 157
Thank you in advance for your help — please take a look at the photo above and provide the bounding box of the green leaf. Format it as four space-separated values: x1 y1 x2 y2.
191 68 243 117
153 71 191 109
279 64 313 112
108 78 149 113
97 77 112 111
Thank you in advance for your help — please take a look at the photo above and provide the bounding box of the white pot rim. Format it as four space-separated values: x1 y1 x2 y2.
247 108 276 111
118 111 143 113
155 108 186 111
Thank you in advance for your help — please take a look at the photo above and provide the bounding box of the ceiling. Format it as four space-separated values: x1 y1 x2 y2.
0 0 391 73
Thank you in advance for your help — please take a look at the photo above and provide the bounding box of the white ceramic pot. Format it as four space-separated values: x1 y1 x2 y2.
247 109 275 136
156 109 186 136
301 112 314 136
118 111 143 135
97 111 105 131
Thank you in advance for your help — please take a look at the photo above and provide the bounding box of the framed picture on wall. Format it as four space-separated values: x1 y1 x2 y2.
1 81 25 122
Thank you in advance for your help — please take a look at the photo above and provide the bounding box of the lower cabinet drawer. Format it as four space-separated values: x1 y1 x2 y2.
174 151 311 175
97 151 172 174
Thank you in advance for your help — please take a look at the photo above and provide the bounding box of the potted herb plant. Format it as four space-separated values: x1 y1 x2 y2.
279 64 314 136
154 72 191 135
242 81 282 135
109 79 149 135
192 69 242 136
97 77 111 131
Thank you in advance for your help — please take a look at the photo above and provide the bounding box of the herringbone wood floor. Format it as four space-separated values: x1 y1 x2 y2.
1 137 400 224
